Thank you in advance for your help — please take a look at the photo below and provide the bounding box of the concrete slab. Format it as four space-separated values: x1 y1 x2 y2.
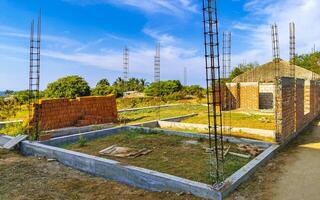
3 134 27 149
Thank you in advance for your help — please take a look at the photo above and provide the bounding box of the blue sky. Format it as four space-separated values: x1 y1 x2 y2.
0 0 319 90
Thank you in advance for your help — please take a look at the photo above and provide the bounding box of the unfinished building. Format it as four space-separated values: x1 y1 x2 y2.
223 60 320 110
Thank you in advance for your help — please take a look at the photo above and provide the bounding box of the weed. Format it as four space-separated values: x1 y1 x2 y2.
78 136 87 147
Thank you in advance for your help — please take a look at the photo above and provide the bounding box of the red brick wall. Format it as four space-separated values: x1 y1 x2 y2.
32 95 117 130
295 79 304 131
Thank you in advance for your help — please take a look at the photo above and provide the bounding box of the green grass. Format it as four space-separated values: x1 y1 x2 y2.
63 129 251 184
120 104 275 130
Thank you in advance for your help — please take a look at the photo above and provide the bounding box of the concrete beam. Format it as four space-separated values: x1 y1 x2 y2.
20 140 222 200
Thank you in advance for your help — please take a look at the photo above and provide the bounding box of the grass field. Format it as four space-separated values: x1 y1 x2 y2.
63 129 252 184
119 104 275 130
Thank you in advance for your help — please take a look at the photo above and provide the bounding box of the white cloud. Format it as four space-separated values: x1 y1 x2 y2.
143 28 176 45
64 0 198 16
236 0 320 65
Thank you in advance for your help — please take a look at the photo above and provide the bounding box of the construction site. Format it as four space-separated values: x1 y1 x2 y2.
1 1 320 200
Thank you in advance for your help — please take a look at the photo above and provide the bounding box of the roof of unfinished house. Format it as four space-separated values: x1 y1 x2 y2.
232 60 320 83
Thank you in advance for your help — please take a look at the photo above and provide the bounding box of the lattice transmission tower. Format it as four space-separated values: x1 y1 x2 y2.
202 0 225 187
154 43 161 120
28 14 41 140
184 67 187 86
123 47 129 92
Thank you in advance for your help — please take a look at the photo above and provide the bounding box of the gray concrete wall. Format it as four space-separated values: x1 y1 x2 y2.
21 140 221 200
157 121 275 140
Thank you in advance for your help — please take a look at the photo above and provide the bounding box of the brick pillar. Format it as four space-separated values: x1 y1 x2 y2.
295 79 304 132
275 77 295 142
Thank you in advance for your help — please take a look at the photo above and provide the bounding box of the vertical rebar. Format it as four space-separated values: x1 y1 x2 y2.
271 23 281 141
28 13 41 140
202 0 225 187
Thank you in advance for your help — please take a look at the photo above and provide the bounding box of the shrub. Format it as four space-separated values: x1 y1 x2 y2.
44 75 91 98
78 136 87 147
144 80 183 96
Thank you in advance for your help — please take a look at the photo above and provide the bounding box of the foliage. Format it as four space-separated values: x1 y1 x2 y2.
96 78 110 87
4 90 14 95
78 135 87 147
230 62 259 80
144 80 183 96
0 97 18 120
182 85 205 96
295 52 320 74
112 77 146 96
11 90 30 106
44 75 91 98
91 85 115 96
1 122 27 137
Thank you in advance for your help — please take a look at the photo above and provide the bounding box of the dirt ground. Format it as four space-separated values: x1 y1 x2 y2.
0 150 203 200
227 121 320 200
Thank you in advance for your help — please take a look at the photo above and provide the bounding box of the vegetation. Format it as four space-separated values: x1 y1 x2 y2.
119 104 275 130
1 122 27 136
78 136 87 147
44 75 91 98
295 52 320 74
64 129 251 183
0 97 18 120
144 80 183 96
230 62 259 80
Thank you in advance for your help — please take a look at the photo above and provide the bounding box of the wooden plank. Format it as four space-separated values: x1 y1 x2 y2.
3 135 27 150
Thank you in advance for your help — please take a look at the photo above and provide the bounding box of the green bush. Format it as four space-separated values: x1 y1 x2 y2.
44 75 91 98
144 80 183 96
91 85 115 96
0 98 18 120
1 122 27 137
78 136 87 147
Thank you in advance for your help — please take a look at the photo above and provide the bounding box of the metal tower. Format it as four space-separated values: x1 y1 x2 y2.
154 43 161 120
289 22 296 77
28 14 41 140
123 47 129 92
202 0 225 186
184 67 188 86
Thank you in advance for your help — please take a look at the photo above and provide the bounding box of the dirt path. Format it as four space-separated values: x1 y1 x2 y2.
0 150 202 200
228 121 320 200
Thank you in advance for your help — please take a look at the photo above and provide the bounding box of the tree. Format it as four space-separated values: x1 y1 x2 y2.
91 85 115 96
12 90 30 106
295 52 320 74
0 97 18 120
230 62 258 80
183 85 205 96
44 75 91 98
96 78 110 87
144 80 183 96
112 77 146 96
